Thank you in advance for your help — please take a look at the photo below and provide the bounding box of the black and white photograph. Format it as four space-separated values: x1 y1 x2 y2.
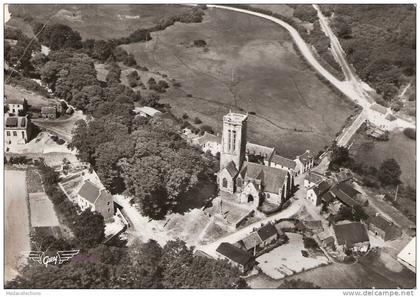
2 1 417 293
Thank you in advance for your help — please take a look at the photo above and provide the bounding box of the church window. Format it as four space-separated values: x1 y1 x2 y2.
227 129 231 151
222 178 228 188
232 130 237 151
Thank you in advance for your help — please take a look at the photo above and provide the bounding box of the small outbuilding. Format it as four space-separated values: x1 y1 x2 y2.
216 242 254 273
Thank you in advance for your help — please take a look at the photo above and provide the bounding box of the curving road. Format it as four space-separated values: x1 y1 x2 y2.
208 5 415 131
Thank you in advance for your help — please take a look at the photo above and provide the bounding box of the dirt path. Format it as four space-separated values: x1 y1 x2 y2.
5 170 31 282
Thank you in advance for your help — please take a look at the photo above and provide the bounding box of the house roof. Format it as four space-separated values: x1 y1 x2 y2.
298 150 314 164
5 116 27 129
41 106 57 114
257 223 278 241
370 103 388 115
303 220 324 231
225 161 239 178
241 232 262 250
271 154 296 169
322 191 335 204
311 180 330 196
397 237 415 268
246 142 275 159
368 215 394 233
240 161 288 194
133 106 161 117
305 171 325 185
334 222 369 246
330 182 360 207
216 242 253 266
77 180 111 205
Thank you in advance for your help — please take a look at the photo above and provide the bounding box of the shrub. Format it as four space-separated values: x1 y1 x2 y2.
403 128 416 140
193 117 202 124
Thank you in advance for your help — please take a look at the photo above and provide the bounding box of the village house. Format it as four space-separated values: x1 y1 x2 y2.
216 242 254 273
397 237 415 273
306 180 331 206
367 214 399 241
5 115 32 145
329 182 363 208
304 171 325 188
133 106 162 118
218 112 293 208
41 106 57 119
5 97 26 115
192 132 221 156
238 223 287 256
77 180 115 220
294 150 314 175
333 222 370 253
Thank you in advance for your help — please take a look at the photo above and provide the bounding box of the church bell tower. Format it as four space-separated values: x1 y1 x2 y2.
220 111 248 171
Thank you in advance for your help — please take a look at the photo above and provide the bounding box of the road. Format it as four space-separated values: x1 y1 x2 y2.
336 111 367 147
5 170 31 282
208 5 415 133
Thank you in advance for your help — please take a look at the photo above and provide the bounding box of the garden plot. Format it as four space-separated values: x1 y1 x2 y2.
257 232 329 279
29 192 60 227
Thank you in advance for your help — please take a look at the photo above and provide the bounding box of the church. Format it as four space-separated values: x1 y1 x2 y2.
217 111 295 208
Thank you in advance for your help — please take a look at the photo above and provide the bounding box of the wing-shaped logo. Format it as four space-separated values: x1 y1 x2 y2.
28 251 44 264
57 250 80 264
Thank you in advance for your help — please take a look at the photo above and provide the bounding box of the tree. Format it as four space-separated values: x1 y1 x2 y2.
73 210 105 248
378 158 401 185
329 144 351 170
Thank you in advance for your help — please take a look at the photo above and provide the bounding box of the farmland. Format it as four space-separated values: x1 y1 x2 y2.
121 7 355 158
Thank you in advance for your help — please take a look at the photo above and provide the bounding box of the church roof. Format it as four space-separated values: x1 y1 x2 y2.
240 161 288 194
246 142 275 159
225 161 239 178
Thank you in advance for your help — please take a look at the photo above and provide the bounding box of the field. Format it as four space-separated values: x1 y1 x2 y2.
121 7 355 157
8 4 193 40
29 193 60 227
5 170 30 282
350 129 416 188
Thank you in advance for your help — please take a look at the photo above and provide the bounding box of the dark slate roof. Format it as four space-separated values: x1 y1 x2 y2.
246 142 275 159
271 154 296 169
216 242 253 266
5 117 18 127
257 223 278 241
241 232 262 250
368 215 394 233
312 180 331 196
322 191 335 204
330 183 360 208
337 182 360 198
5 116 27 129
240 161 288 194
78 181 101 204
334 223 369 246
225 161 239 178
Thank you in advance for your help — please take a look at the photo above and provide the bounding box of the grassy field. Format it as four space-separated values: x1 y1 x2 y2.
8 4 192 40
121 7 355 158
350 129 416 188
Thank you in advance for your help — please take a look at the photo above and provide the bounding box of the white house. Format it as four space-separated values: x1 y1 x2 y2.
304 171 325 188
397 237 415 272
294 150 314 175
5 115 31 145
5 97 25 115
306 180 331 206
77 180 114 220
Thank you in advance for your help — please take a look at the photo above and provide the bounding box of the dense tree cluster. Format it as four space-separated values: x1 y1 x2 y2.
7 239 246 289
290 4 318 23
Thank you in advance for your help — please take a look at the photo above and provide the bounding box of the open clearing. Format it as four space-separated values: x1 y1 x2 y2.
351 129 416 188
122 7 355 157
8 4 192 40
29 193 60 227
5 170 30 282
257 232 329 279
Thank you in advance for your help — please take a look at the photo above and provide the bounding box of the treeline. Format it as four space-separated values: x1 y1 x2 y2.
323 5 416 103
6 239 247 289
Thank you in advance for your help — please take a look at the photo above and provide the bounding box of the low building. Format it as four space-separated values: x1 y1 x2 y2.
329 182 361 208
41 106 57 119
306 180 331 206
256 223 279 248
397 237 415 273
245 142 275 166
333 222 370 253
5 115 31 145
133 106 162 117
304 171 325 188
270 154 296 176
77 180 115 220
192 132 221 156
294 150 314 175
367 214 399 241
216 242 254 273
302 220 324 233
